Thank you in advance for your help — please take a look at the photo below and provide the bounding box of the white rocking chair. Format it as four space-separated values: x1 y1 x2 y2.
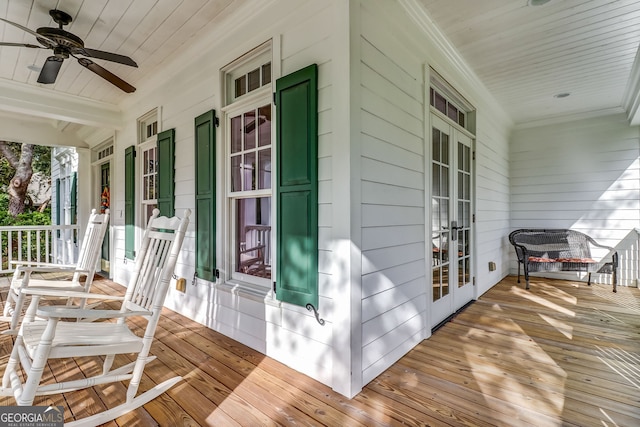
1 209 110 333
1 209 190 427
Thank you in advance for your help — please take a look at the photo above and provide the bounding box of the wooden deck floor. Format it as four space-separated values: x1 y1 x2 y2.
1 274 639 426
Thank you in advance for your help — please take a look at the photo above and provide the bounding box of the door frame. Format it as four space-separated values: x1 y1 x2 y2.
426 105 477 329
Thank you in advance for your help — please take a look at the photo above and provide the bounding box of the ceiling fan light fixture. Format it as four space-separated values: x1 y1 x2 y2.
528 0 551 6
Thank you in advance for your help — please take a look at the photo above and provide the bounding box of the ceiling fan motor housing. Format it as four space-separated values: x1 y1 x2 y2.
36 27 84 51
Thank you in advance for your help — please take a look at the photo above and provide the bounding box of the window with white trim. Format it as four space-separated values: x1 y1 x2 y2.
222 42 273 286
138 109 158 224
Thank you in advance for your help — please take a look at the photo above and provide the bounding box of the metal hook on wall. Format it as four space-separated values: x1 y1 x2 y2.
306 303 325 326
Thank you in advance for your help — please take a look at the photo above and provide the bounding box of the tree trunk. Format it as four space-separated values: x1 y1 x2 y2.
0 142 35 216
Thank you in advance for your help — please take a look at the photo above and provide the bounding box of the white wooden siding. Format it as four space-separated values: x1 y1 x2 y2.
474 111 512 291
359 1 427 385
357 0 514 387
108 0 339 390
103 0 515 398
510 114 640 285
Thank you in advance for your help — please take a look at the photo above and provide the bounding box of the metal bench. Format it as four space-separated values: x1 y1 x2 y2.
509 229 618 292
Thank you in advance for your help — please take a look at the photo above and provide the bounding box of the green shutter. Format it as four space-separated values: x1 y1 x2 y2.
275 64 318 308
70 172 77 224
195 111 216 281
124 145 135 259
157 129 175 217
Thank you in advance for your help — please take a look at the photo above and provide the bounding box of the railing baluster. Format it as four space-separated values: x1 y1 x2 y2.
17 230 22 262
45 230 50 263
0 230 4 271
9 230 13 268
36 230 41 263
26 229 32 262
0 224 80 273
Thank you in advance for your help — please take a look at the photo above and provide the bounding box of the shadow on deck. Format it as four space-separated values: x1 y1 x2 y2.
1 274 639 426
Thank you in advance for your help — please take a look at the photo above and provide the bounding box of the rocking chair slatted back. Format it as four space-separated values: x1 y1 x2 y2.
2 209 110 332
125 214 185 313
1 209 190 427
70 209 111 283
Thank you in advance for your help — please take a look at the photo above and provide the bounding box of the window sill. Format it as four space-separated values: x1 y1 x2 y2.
215 280 280 307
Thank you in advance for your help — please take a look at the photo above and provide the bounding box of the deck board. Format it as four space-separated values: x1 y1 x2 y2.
1 274 639 426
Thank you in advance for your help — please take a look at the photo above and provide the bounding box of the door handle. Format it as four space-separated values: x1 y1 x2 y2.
451 221 462 241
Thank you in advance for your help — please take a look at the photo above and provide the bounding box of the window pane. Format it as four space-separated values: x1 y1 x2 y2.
244 110 256 150
235 76 246 98
149 148 156 173
447 103 458 122
145 204 157 224
435 92 446 115
231 155 242 192
231 115 242 153
149 174 155 199
248 68 260 92
258 148 271 189
243 152 256 191
144 176 150 200
143 150 149 173
432 165 440 196
441 133 449 164
235 197 272 278
262 63 271 85
441 165 449 197
258 105 271 147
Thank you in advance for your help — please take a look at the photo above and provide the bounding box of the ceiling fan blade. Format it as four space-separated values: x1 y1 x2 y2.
75 47 138 67
0 17 56 45
0 42 43 48
77 57 136 93
37 56 63 84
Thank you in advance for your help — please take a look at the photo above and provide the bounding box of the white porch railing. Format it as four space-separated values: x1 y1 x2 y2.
0 224 80 273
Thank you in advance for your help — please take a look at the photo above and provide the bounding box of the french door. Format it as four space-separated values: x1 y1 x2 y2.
99 162 110 274
430 113 474 327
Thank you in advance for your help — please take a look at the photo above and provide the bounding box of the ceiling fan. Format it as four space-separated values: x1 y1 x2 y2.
0 9 137 93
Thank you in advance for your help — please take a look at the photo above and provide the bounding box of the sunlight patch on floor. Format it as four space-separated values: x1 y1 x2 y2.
464 338 567 417
590 283 640 313
538 313 573 339
595 345 640 390
512 286 576 317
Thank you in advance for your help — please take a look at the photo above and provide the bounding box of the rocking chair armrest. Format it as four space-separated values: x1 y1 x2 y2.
36 306 151 320
10 260 78 269
20 288 125 301
16 266 91 275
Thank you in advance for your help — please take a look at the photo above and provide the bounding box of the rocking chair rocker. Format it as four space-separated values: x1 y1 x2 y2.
1 209 190 427
1 209 110 333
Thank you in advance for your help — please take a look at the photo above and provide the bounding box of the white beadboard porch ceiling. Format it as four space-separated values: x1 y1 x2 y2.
0 0 237 106
1 0 640 134
415 0 640 126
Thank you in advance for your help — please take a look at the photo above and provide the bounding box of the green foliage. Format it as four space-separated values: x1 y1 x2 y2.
32 144 52 176
0 194 50 226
